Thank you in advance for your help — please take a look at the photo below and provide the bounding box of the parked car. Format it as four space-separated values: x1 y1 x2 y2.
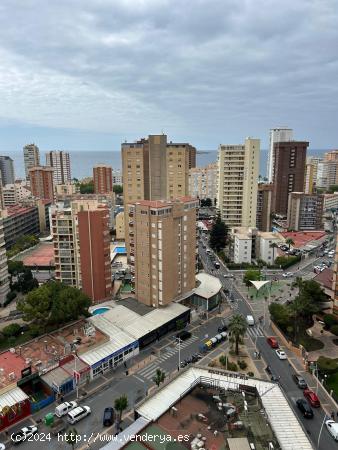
326 420 338 441
176 330 191 341
67 406 91 424
267 337 279 348
55 401 78 417
275 349 287 360
293 374 307 389
218 324 228 333
103 407 115 427
303 389 320 407
11 425 38 445
296 399 313 418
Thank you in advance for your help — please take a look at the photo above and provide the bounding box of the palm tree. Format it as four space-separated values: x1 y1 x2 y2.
114 395 128 421
228 314 247 355
153 368 166 387
270 242 278 262
285 238 294 250
65 428 79 450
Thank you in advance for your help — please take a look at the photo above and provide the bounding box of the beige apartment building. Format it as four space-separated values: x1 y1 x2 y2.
115 211 125 240
189 163 218 200
51 199 112 303
217 138 260 228
121 134 196 203
128 197 198 307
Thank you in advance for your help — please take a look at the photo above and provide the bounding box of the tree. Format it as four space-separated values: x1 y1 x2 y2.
269 303 291 329
65 428 79 450
285 238 294 250
80 181 94 194
269 242 278 262
114 395 128 421
243 269 260 287
153 368 166 387
209 215 228 252
300 280 327 305
228 314 247 355
13 268 39 294
8 260 24 275
200 198 212 207
113 185 123 194
328 185 338 193
2 323 21 338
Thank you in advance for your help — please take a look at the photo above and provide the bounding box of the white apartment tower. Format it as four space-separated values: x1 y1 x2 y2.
267 127 293 182
23 144 40 179
0 217 10 305
217 138 260 228
46 151 71 185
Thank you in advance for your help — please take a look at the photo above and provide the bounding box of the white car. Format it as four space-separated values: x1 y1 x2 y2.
282 272 293 278
11 425 38 444
275 349 287 360
326 419 338 441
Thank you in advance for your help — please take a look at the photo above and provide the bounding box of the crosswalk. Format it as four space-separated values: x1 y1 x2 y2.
137 363 169 381
246 325 264 339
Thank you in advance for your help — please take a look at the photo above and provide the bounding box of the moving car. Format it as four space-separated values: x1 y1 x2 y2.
103 407 115 427
246 315 255 326
303 389 320 407
275 349 287 360
176 330 191 341
267 337 279 348
326 420 338 441
293 374 307 389
282 272 293 278
11 425 38 445
296 399 313 418
55 400 78 417
67 406 91 424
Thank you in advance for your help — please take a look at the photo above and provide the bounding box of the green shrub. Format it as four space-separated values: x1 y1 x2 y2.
317 356 338 375
237 360 248 370
275 255 301 269
323 314 338 329
219 355 227 366
331 325 338 336
2 323 21 338
227 362 238 372
248 371 254 377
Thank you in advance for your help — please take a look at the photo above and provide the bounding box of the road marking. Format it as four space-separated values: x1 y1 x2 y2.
133 375 145 383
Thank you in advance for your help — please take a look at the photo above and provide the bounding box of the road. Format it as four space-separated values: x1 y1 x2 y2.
198 236 335 450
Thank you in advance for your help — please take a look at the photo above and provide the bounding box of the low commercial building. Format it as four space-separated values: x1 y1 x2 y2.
191 272 222 311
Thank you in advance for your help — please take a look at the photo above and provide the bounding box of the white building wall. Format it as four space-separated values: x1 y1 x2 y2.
267 127 293 182
234 236 252 263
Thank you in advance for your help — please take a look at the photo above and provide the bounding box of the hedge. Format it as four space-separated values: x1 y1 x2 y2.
317 356 338 375
275 255 301 269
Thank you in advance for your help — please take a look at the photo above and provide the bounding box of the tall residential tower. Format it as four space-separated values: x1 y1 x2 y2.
45 151 71 185
267 128 293 182
23 144 40 179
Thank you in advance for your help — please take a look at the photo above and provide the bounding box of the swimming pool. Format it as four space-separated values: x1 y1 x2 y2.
92 307 110 316
114 246 127 254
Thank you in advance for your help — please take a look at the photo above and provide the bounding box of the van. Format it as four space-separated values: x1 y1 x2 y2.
67 406 91 424
55 401 78 418
246 315 255 326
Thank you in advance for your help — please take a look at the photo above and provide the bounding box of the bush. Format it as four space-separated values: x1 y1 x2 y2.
2 323 22 338
3 291 17 307
227 362 238 372
219 355 227 366
317 356 338 375
323 314 338 329
237 360 248 370
248 371 254 377
275 255 301 269
331 325 338 336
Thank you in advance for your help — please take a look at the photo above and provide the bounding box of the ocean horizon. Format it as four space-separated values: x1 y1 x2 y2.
2 148 328 180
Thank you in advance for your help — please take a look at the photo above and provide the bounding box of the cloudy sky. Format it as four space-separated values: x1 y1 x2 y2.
0 0 337 151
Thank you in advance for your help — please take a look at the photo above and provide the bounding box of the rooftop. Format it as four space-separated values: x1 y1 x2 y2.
314 267 333 291
0 351 30 388
279 231 326 248
13 241 54 267
195 272 222 299
5 205 35 217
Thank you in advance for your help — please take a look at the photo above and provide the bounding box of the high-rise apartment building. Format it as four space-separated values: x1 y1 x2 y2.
0 217 10 305
316 151 338 190
266 128 293 182
52 199 112 303
332 237 338 316
23 144 40 179
29 166 55 202
304 162 316 194
287 192 324 231
128 197 198 307
93 164 113 194
121 134 195 203
189 163 218 201
256 183 273 231
45 151 71 185
271 141 308 215
217 138 260 228
0 156 15 185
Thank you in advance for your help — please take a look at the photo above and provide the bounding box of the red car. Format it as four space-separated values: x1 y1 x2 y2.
267 337 279 348
304 389 320 407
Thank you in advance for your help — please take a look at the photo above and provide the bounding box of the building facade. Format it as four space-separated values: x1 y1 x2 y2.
1 205 40 248
266 127 293 182
52 200 112 303
0 156 15 185
128 197 197 307
217 138 260 228
55 183 80 198
256 183 273 232
45 151 71 185
189 163 218 201
0 217 10 304
230 227 279 264
115 211 125 240
93 164 113 194
29 166 55 202
271 141 309 215
23 144 40 179
2 180 31 206
112 170 123 185
287 192 324 231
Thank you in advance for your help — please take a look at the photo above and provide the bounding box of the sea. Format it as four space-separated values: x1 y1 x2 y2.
4 148 329 180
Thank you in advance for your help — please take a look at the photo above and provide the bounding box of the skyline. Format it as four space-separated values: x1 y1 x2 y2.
0 0 337 150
